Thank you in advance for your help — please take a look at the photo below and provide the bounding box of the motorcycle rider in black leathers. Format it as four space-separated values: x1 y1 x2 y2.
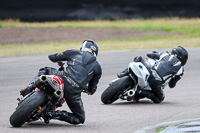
20 40 102 124
117 46 188 103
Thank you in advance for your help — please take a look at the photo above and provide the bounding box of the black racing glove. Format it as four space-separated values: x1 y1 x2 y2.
169 76 181 88
86 88 96 95
133 56 142 62
83 86 96 95
147 51 160 60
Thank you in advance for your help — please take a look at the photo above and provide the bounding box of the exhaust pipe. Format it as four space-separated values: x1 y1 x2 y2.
40 75 47 82
34 75 47 88
54 90 62 98
126 90 135 101
51 90 63 105
127 90 135 97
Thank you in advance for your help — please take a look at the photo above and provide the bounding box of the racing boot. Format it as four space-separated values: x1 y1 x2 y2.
45 110 82 125
138 90 162 103
133 90 142 102
20 76 41 96
117 68 129 78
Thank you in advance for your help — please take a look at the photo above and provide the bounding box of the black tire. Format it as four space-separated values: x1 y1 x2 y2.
9 90 47 127
101 76 134 104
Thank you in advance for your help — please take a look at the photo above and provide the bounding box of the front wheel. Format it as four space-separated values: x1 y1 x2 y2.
9 90 47 127
101 76 134 104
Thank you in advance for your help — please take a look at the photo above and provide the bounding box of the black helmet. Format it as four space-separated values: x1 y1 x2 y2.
80 40 98 57
171 46 188 66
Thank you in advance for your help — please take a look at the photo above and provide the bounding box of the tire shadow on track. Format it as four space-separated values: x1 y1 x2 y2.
103 100 177 106
10 121 85 128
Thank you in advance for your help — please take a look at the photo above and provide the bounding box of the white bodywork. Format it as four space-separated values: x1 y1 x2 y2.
128 62 150 88
128 58 156 91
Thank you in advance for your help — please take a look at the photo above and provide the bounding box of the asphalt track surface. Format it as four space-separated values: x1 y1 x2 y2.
0 48 199 133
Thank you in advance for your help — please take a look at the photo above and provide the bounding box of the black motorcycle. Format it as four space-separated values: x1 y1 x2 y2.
10 62 66 127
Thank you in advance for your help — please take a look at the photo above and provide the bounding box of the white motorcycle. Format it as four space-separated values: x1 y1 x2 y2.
101 58 157 104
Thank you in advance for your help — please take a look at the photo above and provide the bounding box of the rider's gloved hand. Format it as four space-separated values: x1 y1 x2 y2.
133 56 142 62
84 87 95 95
84 89 92 95
169 75 181 88
147 51 160 60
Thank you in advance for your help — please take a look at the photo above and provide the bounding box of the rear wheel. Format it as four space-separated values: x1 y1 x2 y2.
101 76 134 104
10 90 47 127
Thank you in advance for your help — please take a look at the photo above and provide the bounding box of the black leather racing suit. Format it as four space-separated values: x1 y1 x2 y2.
119 52 184 103
39 49 102 124
144 52 184 103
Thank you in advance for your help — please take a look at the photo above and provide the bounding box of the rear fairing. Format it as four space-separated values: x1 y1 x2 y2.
128 62 150 88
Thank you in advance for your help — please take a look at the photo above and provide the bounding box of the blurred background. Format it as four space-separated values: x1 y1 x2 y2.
0 0 200 56
1 0 200 21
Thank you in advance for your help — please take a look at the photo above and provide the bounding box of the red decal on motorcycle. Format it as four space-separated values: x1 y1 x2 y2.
35 88 39 91
52 80 58 87
60 98 66 104
53 76 63 84
62 84 64 89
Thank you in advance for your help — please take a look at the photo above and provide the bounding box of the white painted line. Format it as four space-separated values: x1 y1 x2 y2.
134 118 200 133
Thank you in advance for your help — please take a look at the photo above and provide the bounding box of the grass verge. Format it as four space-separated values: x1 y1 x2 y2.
1 18 200 36
1 37 199 56
0 18 200 56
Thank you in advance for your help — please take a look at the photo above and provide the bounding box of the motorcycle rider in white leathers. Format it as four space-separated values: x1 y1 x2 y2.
117 46 188 103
